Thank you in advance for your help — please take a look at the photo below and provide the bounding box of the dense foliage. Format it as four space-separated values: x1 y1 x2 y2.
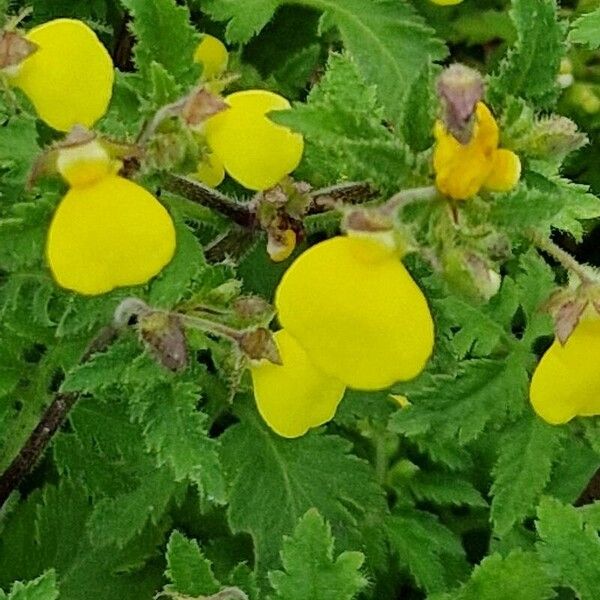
2 1 600 599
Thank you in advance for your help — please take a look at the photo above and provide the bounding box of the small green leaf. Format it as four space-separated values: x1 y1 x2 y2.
165 531 220 597
269 509 366 600
569 9 600 49
1 572 58 600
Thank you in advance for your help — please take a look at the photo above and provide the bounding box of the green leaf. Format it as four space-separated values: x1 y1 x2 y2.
489 0 564 108
386 510 468 594
0 116 39 198
165 531 220 597
0 572 59 600
219 399 387 574
408 471 487 508
569 9 600 49
0 482 163 600
269 509 366 600
432 550 554 600
390 356 529 445
490 413 564 536
536 497 600 599
203 0 447 124
275 53 413 191
128 380 226 504
119 0 200 84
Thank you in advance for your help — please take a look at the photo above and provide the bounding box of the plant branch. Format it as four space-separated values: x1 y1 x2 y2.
380 185 440 217
162 173 257 228
0 326 118 510
529 230 598 284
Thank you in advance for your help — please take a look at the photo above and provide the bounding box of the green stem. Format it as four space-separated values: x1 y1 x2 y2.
380 186 440 217
529 230 598 284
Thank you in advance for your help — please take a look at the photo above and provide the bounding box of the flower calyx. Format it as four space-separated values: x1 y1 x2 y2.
436 63 484 144
545 282 600 345
0 29 37 72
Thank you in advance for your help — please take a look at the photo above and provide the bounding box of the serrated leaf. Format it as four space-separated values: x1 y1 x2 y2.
0 115 39 198
386 510 468 594
490 413 564 535
203 0 446 124
120 0 200 84
489 0 564 108
569 9 600 49
390 356 529 445
0 572 58 600
165 531 220 597
219 399 386 574
128 380 226 504
432 550 554 600
536 497 600 599
269 509 366 600
0 482 162 600
274 53 413 192
408 471 486 508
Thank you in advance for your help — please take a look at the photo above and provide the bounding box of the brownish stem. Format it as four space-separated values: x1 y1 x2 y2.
162 173 257 228
0 326 118 510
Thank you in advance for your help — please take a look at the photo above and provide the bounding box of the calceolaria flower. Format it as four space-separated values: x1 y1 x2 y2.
530 313 600 425
6 19 114 132
275 235 434 390
250 330 346 438
203 90 304 191
47 140 176 295
433 102 521 200
194 34 229 81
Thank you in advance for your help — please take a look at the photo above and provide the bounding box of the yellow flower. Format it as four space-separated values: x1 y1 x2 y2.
194 34 229 81
195 152 225 188
9 19 114 132
430 0 463 5
275 236 434 390
530 315 600 424
433 102 521 200
47 143 176 295
250 330 346 438
204 90 304 191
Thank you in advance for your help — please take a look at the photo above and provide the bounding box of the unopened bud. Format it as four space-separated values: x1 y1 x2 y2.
436 64 484 144
138 311 188 372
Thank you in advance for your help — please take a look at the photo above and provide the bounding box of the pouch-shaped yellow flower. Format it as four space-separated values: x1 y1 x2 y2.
10 19 114 132
433 102 521 200
194 34 228 81
250 330 346 438
530 316 600 425
203 90 304 191
275 236 435 390
47 175 176 295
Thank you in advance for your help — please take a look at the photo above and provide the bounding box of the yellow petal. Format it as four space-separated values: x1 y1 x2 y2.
267 229 297 263
430 0 463 4
432 102 499 200
204 90 304 191
250 330 346 438
530 317 600 425
275 236 435 390
56 140 116 187
484 148 521 193
195 152 225 188
11 19 114 132
194 34 229 80
47 175 176 295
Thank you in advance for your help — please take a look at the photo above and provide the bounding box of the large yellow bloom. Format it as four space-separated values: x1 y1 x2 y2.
203 90 304 191
433 102 521 200
275 236 434 390
530 315 600 424
47 142 176 295
250 330 346 438
10 19 114 132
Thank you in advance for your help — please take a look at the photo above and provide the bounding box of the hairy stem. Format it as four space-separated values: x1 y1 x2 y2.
0 326 118 510
529 230 598 284
380 185 440 216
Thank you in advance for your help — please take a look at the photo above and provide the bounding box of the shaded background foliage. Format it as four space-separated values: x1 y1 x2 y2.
2 1 600 599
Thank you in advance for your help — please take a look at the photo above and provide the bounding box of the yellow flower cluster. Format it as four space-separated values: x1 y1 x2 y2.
194 36 304 191
251 235 435 437
530 313 600 424
433 102 521 200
